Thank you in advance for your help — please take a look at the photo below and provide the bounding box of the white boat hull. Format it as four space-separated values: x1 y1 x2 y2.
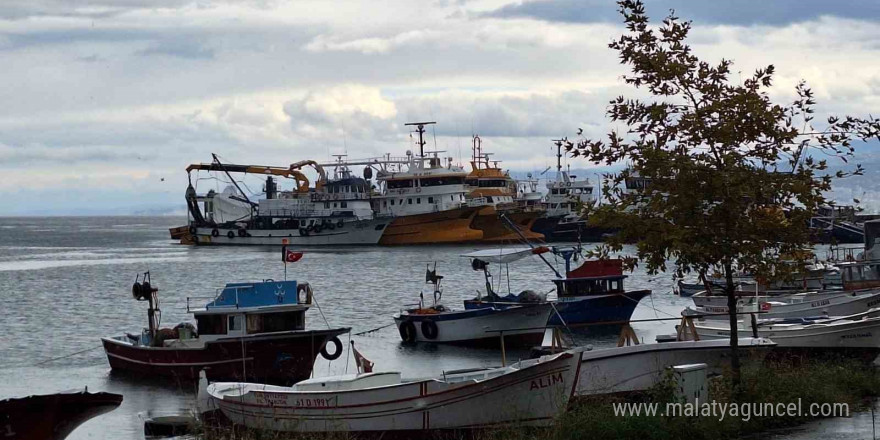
570 338 775 396
393 303 552 345
208 352 580 432
690 290 880 320
192 218 389 246
694 317 880 349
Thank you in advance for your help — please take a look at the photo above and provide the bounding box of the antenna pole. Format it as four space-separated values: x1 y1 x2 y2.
551 139 565 176
405 121 436 158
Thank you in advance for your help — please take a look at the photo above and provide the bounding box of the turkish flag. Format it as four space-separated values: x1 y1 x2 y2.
282 246 304 263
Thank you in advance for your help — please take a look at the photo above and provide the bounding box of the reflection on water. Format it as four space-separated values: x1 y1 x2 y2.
0 216 691 440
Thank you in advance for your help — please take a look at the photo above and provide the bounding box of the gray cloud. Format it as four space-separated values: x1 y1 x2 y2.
485 0 880 26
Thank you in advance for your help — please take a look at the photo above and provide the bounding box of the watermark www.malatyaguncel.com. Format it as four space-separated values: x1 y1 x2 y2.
612 399 849 422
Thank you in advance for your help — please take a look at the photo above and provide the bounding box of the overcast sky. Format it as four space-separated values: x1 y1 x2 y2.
2 0 879 215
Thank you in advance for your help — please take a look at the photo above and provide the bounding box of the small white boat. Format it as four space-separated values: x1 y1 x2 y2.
393 304 552 346
564 338 775 396
685 289 880 320
692 310 880 355
206 351 580 432
393 263 552 347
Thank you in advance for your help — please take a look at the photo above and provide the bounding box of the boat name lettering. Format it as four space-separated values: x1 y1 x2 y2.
529 372 564 390
255 392 288 406
841 332 872 339
868 298 880 308
294 397 334 408
810 299 830 307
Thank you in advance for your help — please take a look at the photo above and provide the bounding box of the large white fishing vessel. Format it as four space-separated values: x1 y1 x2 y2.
183 155 389 246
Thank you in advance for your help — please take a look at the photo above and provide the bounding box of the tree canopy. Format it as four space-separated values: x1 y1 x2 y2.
572 0 880 284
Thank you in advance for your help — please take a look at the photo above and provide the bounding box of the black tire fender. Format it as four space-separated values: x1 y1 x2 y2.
227 231 235 239
398 320 417 343
211 228 219 237
238 229 247 237
421 320 439 340
320 336 343 360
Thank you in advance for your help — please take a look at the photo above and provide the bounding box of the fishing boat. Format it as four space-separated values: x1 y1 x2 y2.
205 351 580 432
462 247 650 327
689 310 880 359
465 135 545 243
101 272 350 386
530 139 608 243
182 155 389 246
0 389 122 440
393 263 552 346
567 338 775 396
370 122 484 245
684 288 880 320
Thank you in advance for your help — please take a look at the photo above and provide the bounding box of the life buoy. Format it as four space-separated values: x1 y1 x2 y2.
227 231 235 239
421 320 438 340
416 187 422 193
297 284 313 304
398 320 417 343
211 228 219 237
238 229 247 237
188 225 197 235
320 336 343 360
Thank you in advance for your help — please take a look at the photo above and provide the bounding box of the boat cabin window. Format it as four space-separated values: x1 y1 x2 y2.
228 315 243 332
421 176 464 187
554 277 625 297
387 179 414 189
245 311 305 334
196 314 226 335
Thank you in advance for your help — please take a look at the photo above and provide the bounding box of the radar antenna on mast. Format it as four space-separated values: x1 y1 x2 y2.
404 121 436 158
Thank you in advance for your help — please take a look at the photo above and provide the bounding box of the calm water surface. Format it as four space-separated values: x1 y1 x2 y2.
0 216 784 439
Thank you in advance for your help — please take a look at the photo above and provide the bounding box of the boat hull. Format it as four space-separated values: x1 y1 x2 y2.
531 216 613 243
470 206 544 243
379 206 482 245
393 304 551 347
191 219 388 246
550 290 651 326
209 352 580 432
102 328 348 386
464 291 650 327
0 391 122 440
695 318 880 351
572 338 775 396
691 290 880 320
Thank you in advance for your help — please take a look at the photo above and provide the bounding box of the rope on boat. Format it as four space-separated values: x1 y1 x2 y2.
353 323 395 336
15 345 104 367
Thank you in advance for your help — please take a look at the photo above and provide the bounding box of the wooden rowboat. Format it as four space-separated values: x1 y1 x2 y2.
207 352 580 432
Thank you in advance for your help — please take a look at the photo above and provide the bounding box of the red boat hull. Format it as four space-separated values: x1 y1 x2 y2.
102 328 348 386
0 391 122 440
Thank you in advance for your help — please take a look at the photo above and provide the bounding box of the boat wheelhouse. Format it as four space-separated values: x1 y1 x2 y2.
102 273 350 386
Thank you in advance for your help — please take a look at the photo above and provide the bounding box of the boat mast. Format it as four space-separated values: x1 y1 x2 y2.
551 138 565 181
404 121 436 158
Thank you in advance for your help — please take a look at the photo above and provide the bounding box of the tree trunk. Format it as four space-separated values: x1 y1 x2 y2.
724 262 741 388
